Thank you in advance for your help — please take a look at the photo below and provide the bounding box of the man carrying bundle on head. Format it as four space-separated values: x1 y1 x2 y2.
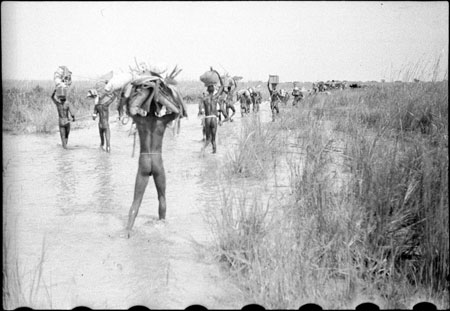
248 87 262 113
87 88 118 152
120 62 188 238
51 89 75 149
52 66 75 149
279 88 289 105
219 75 238 122
237 89 252 116
291 84 303 106
199 67 226 154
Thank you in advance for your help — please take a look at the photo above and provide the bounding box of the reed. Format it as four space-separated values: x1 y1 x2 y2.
209 60 448 308
223 113 284 179
3 222 51 309
337 81 448 294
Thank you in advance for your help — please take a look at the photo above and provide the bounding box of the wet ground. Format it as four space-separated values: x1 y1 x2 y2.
3 102 277 309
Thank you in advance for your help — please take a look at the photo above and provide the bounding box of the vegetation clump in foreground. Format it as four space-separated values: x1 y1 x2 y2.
209 80 448 308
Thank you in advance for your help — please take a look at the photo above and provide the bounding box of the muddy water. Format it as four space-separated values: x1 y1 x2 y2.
3 102 275 309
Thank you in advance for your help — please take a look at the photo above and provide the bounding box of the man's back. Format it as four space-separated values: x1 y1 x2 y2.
94 103 111 128
203 94 219 116
134 114 174 153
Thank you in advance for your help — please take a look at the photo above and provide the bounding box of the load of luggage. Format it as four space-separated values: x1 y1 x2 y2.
200 69 221 87
88 61 188 119
54 65 72 97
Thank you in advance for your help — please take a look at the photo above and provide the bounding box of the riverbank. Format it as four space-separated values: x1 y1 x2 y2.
209 82 448 308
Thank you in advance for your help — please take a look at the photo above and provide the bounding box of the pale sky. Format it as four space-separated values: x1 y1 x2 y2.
1 1 448 82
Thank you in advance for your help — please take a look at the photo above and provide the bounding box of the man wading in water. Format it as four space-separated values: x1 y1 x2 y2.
51 90 75 149
122 80 186 238
222 77 237 122
199 69 226 154
89 89 117 153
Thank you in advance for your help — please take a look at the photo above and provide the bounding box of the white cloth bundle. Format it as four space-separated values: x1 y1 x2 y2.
104 71 134 93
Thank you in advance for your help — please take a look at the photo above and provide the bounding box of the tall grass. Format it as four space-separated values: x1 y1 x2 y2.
210 100 363 308
209 68 448 307
224 113 284 179
2 80 95 133
3 222 51 309
335 81 449 293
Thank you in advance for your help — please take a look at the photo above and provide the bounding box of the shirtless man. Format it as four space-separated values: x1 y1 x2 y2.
199 69 225 154
123 84 183 237
51 90 75 149
117 82 133 124
198 97 207 141
239 89 252 117
220 78 237 122
92 91 117 152
268 81 281 122
279 89 290 105
217 91 227 125
249 88 262 112
291 86 303 106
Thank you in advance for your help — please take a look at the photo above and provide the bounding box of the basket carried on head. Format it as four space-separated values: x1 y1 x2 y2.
200 70 220 87
269 75 279 89
54 66 72 88
269 75 279 84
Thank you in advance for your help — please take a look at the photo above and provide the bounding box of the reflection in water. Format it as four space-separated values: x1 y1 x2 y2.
95 152 114 214
56 149 77 216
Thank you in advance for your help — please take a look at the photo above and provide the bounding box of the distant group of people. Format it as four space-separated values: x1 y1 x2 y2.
197 72 312 151
266 83 307 122
312 80 347 93
236 87 262 116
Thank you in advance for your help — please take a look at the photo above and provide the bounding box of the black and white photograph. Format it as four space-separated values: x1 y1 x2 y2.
2 1 449 309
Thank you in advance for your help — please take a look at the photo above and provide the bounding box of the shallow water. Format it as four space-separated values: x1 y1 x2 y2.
3 102 279 309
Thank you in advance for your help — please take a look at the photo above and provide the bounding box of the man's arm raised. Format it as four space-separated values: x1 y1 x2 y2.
105 93 117 107
267 80 273 94
211 69 224 99
51 90 59 104
231 78 237 93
